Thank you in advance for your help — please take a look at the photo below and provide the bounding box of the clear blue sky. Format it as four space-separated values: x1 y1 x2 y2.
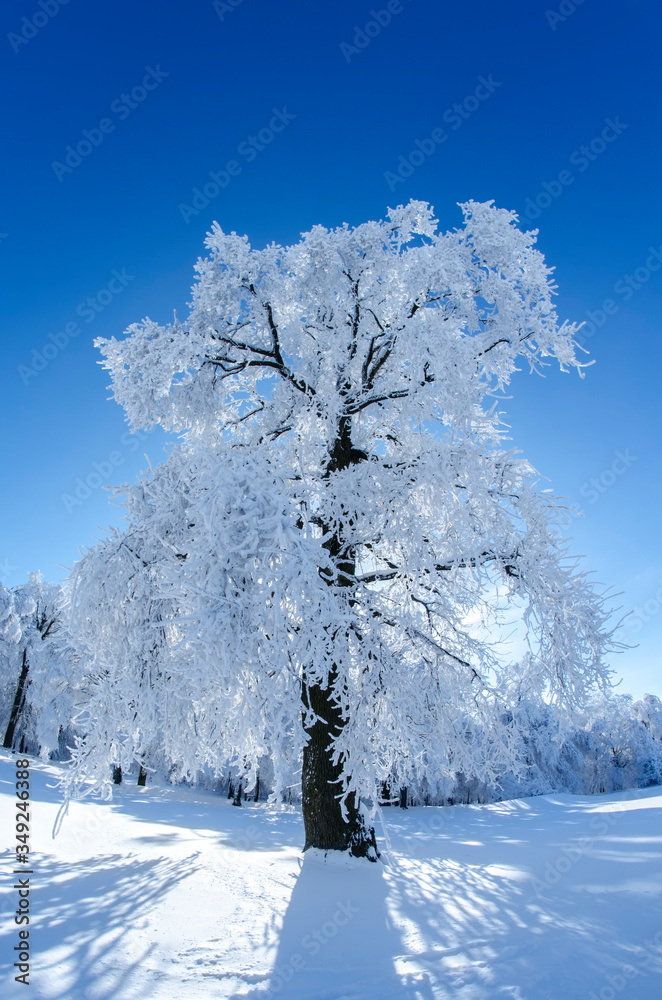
1 0 660 697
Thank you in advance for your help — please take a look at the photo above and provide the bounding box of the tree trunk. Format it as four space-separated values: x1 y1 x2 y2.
137 765 147 786
232 781 242 807
302 672 378 858
3 648 29 750
112 766 123 785
300 417 379 860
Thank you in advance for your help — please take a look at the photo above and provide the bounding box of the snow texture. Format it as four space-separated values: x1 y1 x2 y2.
1 752 661 999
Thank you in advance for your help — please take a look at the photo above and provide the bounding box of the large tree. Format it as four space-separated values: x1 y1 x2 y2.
89 200 618 858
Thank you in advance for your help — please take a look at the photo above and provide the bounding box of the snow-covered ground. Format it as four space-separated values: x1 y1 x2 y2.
1 752 662 1000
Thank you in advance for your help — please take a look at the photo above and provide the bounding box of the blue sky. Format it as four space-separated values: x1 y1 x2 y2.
1 0 660 697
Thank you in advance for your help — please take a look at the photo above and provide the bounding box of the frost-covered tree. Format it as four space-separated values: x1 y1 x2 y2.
0 580 24 746
1 573 71 755
633 693 662 742
89 200 620 858
65 464 196 793
580 694 662 793
384 691 662 806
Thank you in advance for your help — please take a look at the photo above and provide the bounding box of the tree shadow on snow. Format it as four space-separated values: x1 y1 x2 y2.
1 753 304 856
233 792 662 1000
0 852 199 1000
377 793 662 998
86 784 305 855
238 850 408 1000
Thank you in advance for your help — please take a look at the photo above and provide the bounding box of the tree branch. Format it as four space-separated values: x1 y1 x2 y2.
345 388 410 414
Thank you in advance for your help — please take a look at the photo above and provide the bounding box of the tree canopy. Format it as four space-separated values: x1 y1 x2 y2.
62 200 620 856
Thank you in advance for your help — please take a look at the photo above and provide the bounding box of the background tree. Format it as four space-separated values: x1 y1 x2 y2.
1 573 71 755
0 580 25 747
64 464 197 796
86 200 620 858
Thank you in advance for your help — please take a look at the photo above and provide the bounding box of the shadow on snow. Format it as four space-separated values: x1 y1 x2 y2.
0 852 199 1000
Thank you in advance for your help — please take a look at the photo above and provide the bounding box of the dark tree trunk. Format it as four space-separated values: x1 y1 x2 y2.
137 765 147 786
3 648 29 751
301 418 379 860
302 672 378 858
254 775 260 802
233 781 242 807
399 786 408 810
112 766 123 785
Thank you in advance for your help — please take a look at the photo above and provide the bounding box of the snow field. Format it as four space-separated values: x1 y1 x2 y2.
1 753 662 999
